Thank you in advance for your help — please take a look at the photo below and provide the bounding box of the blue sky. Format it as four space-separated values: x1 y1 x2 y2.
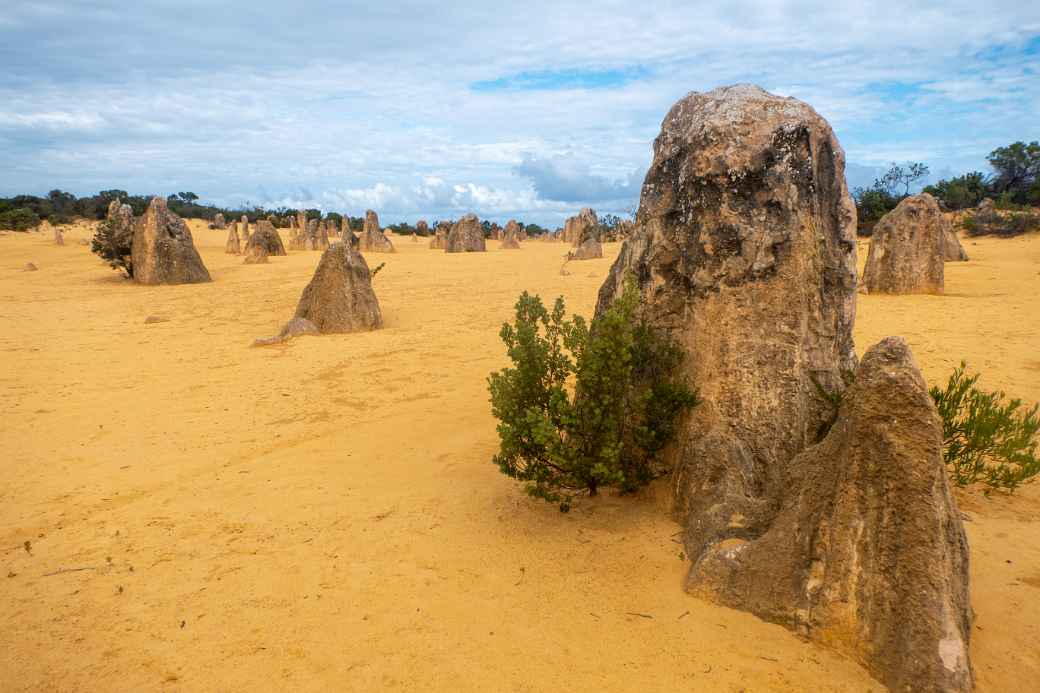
1 1 1038 226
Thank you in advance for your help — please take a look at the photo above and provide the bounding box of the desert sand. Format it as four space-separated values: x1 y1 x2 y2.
1 221 1038 692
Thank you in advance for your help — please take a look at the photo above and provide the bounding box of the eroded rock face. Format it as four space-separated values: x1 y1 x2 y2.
429 223 449 249
944 229 969 262
131 196 212 285
317 221 330 250
446 213 486 252
569 238 602 260
359 210 395 253
243 243 269 264
293 243 383 333
225 222 241 254
688 337 973 692
863 193 945 293
565 208 599 246
595 84 973 693
240 216 249 243
500 219 521 249
53 225 64 246
212 213 226 230
416 220 429 237
245 220 287 256
106 199 135 248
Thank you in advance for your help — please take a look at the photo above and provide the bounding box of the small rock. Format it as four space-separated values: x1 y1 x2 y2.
144 315 169 324
22 262 38 272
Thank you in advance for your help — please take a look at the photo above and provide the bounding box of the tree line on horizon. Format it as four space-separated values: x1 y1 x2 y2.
852 140 1040 234
0 188 624 238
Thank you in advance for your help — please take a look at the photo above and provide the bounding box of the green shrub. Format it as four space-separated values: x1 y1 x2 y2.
90 218 134 278
488 278 697 510
930 363 1040 492
0 207 42 231
964 208 1040 237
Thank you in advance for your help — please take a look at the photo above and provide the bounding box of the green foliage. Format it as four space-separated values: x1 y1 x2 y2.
90 218 134 278
987 141 1040 203
0 207 42 231
930 363 1040 492
923 172 989 210
488 278 698 509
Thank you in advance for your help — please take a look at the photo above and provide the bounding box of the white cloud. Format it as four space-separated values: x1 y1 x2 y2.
1 1 1038 224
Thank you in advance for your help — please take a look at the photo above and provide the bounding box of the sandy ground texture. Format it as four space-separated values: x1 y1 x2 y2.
1 220 1038 692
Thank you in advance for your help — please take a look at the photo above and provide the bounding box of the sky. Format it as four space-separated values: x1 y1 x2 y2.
1 1 1038 227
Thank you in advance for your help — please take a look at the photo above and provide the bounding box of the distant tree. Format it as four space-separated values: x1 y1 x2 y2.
987 141 1040 202
880 162 930 197
923 172 989 210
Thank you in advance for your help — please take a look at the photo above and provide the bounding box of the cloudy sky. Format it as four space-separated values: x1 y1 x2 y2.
2 1 1038 226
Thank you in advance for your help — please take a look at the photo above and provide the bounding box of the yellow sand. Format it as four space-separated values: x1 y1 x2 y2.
1 221 1038 692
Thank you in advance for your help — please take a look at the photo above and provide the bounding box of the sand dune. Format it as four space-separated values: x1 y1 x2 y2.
1 221 1038 691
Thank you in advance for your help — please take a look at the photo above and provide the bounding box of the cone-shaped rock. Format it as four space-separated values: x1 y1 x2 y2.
225 222 241 254
131 196 212 285
212 213 226 230
688 337 973 692
245 220 287 256
359 210 395 253
500 220 521 249
294 243 382 333
565 208 598 246
445 213 486 252
416 220 429 237
863 193 945 293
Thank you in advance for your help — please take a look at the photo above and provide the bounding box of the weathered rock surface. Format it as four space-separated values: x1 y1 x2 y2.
293 243 383 333
568 238 602 260
688 337 973 692
251 317 320 346
243 243 269 264
359 210 395 253
445 213 486 253
944 228 969 262
317 221 330 250
595 84 972 693
53 225 64 246
131 196 212 285
240 216 249 243
429 223 449 249
106 199 135 248
212 213 226 230
565 208 599 246
225 222 241 254
500 219 521 249
416 220 429 237
245 220 287 256
863 193 945 293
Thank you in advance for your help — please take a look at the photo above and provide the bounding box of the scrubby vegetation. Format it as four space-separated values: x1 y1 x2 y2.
931 363 1040 492
0 207 42 231
962 207 1040 238
488 278 697 510
90 218 134 278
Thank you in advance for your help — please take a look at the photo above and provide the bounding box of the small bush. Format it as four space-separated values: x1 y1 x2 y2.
0 207 42 231
488 278 697 509
930 363 1040 492
964 208 1040 237
90 218 134 278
